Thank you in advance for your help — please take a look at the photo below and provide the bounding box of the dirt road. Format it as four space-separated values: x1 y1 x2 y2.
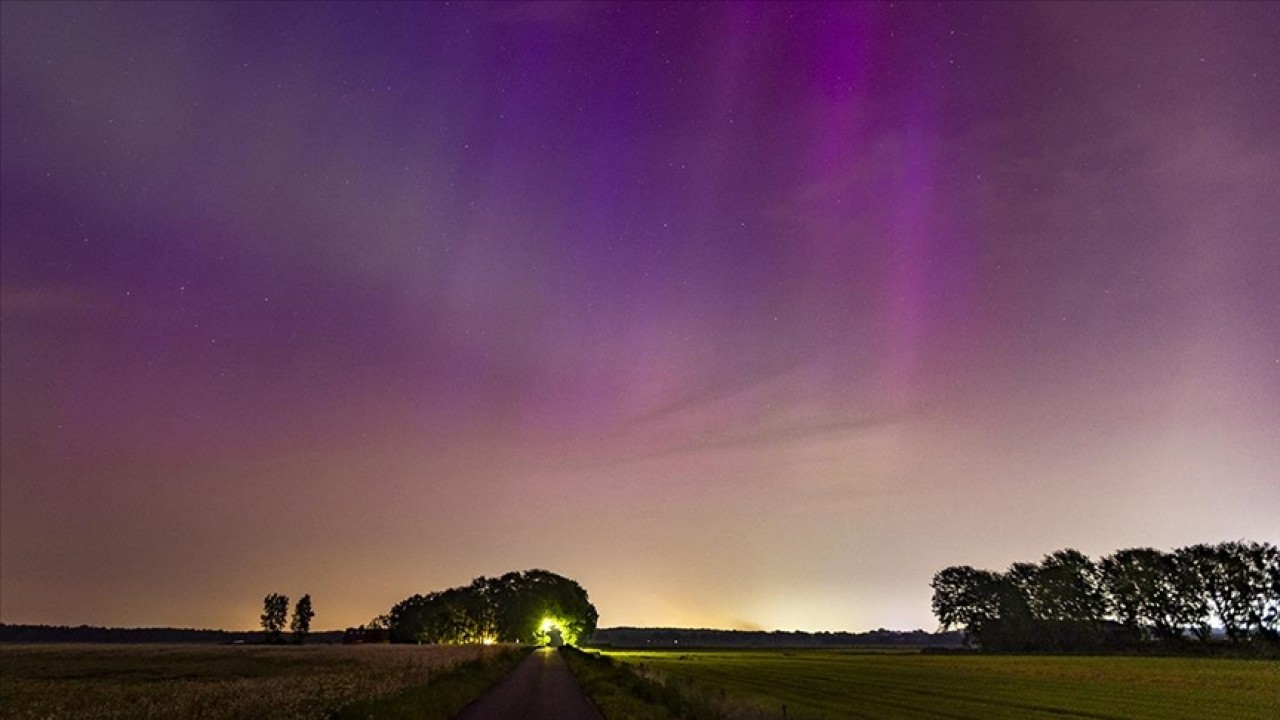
454 647 603 720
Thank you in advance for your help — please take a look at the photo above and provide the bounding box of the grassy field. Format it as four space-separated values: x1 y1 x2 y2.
0 643 514 719
601 649 1280 720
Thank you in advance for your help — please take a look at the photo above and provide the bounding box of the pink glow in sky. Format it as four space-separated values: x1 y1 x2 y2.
2 2 1277 632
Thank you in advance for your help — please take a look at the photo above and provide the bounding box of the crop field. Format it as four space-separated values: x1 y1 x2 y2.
0 643 507 719
603 649 1280 720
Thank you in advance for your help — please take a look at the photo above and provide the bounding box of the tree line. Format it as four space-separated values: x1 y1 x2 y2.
592 627 963 648
260 593 314 644
931 540 1279 652
386 569 597 645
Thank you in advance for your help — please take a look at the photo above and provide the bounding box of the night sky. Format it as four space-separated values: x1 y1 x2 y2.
2 2 1277 632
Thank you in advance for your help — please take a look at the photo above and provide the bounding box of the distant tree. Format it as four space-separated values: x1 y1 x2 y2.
1244 541 1279 639
1182 541 1272 642
1156 550 1209 640
930 565 1002 645
970 572 1039 652
1172 543 1213 638
261 593 289 644
1260 542 1280 639
1005 561 1041 613
388 593 433 643
1006 549 1109 651
1098 548 1203 642
1100 549 1154 636
1034 549 1107 625
290 594 314 643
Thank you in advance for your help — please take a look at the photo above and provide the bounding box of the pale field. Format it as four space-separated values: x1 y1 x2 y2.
0 643 503 719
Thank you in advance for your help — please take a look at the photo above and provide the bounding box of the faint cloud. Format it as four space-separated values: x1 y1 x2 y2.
643 411 903 463
616 359 909 463
0 286 104 317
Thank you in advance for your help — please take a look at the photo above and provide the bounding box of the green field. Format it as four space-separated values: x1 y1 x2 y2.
602 650 1280 720
0 643 515 719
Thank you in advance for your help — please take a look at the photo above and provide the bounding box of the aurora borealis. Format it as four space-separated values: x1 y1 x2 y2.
2 2 1277 632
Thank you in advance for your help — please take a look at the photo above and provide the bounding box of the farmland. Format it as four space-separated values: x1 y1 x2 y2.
602 649 1280 720
0 643 514 719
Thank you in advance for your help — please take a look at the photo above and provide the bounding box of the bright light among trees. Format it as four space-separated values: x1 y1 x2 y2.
537 616 574 646
386 569 597 646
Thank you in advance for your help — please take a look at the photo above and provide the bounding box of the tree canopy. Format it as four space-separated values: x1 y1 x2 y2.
387 569 597 646
260 593 289 644
290 594 314 643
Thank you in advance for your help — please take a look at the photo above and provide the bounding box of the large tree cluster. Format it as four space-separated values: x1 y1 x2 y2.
931 541 1279 651
387 569 597 646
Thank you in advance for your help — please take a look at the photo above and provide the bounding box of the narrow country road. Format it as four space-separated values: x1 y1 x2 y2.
454 647 604 720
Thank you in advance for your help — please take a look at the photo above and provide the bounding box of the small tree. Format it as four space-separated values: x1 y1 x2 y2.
291 594 315 643
261 593 289 644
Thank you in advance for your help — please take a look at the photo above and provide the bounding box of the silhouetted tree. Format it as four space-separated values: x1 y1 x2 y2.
930 565 1002 645
1183 542 1255 641
387 593 432 643
290 594 314 643
1006 550 1108 650
1099 547 1203 641
1261 542 1280 639
1035 549 1107 624
1154 550 1209 640
1175 545 1216 642
261 593 289 643
1244 541 1279 639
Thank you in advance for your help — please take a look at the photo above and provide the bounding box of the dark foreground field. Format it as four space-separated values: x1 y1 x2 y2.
604 649 1280 720
0 643 517 719
4 644 1277 720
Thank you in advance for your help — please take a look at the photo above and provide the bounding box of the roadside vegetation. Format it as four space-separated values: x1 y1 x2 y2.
0 643 515 720
332 645 527 719
561 646 716 720
604 649 1280 720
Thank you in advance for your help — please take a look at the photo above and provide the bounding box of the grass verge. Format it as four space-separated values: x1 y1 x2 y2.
330 646 529 720
561 646 718 720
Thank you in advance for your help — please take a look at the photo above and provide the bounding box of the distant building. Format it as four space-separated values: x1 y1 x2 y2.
342 627 390 644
